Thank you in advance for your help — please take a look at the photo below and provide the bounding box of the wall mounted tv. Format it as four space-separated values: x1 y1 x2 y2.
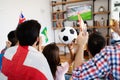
67 4 92 21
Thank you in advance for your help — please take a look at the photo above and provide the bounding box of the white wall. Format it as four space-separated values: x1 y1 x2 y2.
111 0 120 21
0 0 54 50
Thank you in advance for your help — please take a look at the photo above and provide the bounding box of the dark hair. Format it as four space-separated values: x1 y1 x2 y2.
7 30 18 46
16 20 41 46
88 32 106 57
42 43 60 77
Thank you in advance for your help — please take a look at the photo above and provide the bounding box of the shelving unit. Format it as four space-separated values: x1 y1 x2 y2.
93 11 110 15
51 0 111 55
93 0 110 45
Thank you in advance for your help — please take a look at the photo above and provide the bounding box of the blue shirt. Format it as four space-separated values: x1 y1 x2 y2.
0 47 7 70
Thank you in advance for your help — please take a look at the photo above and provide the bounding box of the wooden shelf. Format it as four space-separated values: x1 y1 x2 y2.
88 26 110 29
73 27 80 29
56 43 66 47
53 26 110 30
52 10 66 14
74 26 110 29
53 27 79 30
52 0 90 6
56 43 78 47
93 11 110 15
106 35 111 38
64 0 90 4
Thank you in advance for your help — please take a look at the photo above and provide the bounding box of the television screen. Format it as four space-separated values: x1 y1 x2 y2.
67 4 92 21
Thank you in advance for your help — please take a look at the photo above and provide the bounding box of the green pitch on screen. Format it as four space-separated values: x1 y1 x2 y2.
68 11 92 21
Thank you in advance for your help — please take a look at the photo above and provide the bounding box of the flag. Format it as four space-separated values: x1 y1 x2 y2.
77 13 85 31
1 46 53 80
41 27 48 43
19 13 26 24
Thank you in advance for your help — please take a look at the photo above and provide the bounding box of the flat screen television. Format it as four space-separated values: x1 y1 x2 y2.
67 4 92 21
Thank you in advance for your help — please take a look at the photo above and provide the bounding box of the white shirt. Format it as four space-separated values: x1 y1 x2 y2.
55 62 69 80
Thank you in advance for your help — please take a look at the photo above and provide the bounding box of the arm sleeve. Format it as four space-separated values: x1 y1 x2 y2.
72 48 111 80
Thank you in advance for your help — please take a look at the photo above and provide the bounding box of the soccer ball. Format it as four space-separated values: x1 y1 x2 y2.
58 27 77 44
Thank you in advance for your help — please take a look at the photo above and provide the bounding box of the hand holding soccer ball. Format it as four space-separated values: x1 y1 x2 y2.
59 14 87 44
58 27 77 44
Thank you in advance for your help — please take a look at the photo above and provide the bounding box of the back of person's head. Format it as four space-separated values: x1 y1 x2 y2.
88 32 106 57
42 43 60 77
7 30 18 46
16 20 41 46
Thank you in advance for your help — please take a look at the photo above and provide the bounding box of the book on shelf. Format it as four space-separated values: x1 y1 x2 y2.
53 12 64 20
53 22 57 28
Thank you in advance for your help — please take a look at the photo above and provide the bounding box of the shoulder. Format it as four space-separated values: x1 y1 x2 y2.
28 46 46 60
91 44 120 66
24 46 48 67
4 46 18 60
23 46 53 79
5 46 18 54
99 44 120 55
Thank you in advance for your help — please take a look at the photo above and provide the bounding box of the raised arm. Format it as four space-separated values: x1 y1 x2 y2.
110 20 120 36
72 47 111 80
67 43 75 65
73 31 88 69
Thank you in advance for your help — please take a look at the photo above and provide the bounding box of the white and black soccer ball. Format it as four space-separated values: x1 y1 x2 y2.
58 27 77 44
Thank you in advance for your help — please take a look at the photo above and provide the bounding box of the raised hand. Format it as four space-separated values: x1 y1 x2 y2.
6 41 12 48
110 19 120 35
76 30 88 47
